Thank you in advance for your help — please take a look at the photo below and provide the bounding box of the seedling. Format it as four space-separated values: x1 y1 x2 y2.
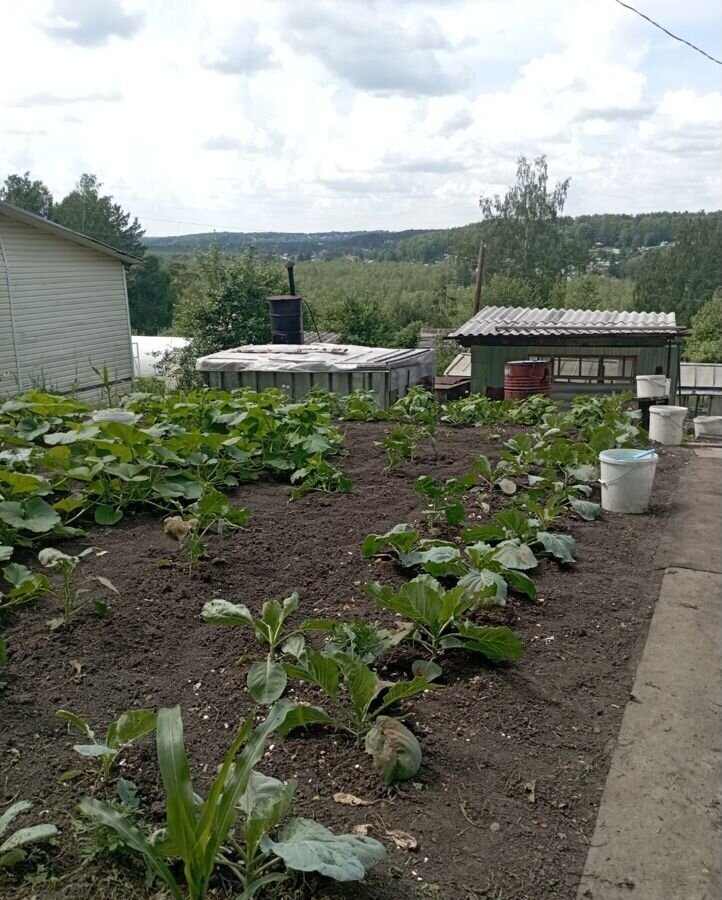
414 474 467 530
202 593 334 703
56 708 156 781
80 703 385 900
164 487 250 573
38 547 118 629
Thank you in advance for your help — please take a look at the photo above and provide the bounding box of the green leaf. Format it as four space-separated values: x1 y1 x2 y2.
495 508 532 539
498 478 517 495
201 599 254 627
73 744 115 758
281 634 306 659
239 772 296 859
339 657 380 724
276 705 335 737
445 501 465 525
0 638 6 666
375 676 434 716
0 497 60 533
493 541 538 571
0 546 12 562
107 709 156 748
568 497 602 521
502 569 537 600
284 649 339 698
260 817 386 881
0 801 32 838
461 524 506 544
55 709 94 740
0 471 52 496
411 659 442 681
361 524 419 557
2 563 31 588
247 659 287 704
0 823 58 856
79 799 183 900
536 531 576 564
95 505 123 525
456 622 525 662
92 575 120 595
457 569 506 606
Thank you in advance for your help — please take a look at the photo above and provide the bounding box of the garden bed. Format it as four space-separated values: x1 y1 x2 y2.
1 421 686 900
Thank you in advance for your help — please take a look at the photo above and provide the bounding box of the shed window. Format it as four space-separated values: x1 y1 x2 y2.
548 355 637 384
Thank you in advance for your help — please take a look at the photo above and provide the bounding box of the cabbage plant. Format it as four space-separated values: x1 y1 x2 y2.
0 800 58 867
56 707 156 781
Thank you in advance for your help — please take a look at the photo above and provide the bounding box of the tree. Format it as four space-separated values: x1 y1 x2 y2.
52 174 145 257
126 255 175 335
684 292 721 362
478 155 588 306
0 171 53 217
167 245 286 388
633 215 722 325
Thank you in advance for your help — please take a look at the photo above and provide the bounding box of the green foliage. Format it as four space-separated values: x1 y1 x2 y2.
38 547 118 629
52 174 145 257
379 423 424 470
365 574 524 666
323 620 395 664
56 708 156 781
685 291 721 362
79 703 385 899
0 171 53 217
280 647 434 744
168 246 285 388
127 255 174 335
0 800 58 868
414 474 467 529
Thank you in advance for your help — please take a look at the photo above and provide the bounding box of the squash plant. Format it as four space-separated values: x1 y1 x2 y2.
80 702 385 900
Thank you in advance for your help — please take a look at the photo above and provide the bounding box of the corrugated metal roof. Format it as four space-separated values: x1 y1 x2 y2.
450 305 681 338
444 352 471 377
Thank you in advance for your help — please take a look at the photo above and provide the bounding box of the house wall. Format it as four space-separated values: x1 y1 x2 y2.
470 342 680 399
0 230 18 395
0 212 133 396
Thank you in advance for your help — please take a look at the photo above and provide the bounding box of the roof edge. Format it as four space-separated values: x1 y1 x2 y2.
0 200 142 265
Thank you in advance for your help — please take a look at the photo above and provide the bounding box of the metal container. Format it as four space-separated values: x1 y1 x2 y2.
503 359 551 400
267 295 303 344
196 343 436 409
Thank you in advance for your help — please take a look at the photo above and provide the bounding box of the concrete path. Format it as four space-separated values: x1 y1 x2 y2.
578 449 722 900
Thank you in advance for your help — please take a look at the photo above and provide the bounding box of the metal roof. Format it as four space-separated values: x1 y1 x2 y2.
196 343 435 373
0 200 142 265
450 305 682 339
303 331 340 344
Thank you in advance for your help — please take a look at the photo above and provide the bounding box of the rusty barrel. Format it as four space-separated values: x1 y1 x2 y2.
503 359 551 400
267 295 303 344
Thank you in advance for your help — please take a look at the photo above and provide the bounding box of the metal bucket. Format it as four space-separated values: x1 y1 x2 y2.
267 295 303 345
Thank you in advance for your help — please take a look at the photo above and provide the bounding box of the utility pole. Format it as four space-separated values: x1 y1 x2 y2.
472 237 487 315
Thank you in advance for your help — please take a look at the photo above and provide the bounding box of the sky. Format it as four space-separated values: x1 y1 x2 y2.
1 0 721 235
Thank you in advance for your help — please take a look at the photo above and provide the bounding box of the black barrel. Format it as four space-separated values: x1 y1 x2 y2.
267 295 303 345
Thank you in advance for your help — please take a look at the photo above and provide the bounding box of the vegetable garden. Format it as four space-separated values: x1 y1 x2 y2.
0 387 684 899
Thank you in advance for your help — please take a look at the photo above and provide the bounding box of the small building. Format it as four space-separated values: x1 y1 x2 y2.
0 200 140 397
449 305 686 400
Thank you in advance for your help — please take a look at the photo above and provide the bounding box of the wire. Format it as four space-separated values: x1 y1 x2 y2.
613 0 722 65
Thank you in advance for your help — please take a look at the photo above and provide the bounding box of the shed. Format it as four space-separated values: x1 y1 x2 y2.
449 306 687 400
0 200 140 397
196 343 435 408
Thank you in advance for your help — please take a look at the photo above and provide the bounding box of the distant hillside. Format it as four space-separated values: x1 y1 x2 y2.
144 211 722 263
144 228 433 259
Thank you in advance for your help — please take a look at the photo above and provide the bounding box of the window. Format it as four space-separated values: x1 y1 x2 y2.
547 355 637 384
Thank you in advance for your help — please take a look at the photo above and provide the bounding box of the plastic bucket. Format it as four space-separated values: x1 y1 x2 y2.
694 415 722 438
599 448 658 514
649 405 687 445
636 375 669 398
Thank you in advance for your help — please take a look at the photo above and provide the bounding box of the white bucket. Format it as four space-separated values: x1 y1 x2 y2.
694 415 722 438
636 375 669 399
649 405 687 446
599 448 658 514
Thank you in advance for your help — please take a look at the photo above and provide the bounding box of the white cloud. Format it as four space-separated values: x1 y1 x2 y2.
0 0 719 233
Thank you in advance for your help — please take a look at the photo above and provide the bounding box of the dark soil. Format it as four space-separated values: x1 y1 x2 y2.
0 422 688 900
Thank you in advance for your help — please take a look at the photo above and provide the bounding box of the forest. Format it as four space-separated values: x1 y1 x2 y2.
1 160 720 377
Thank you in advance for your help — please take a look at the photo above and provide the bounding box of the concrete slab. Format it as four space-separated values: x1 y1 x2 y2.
577 567 722 900
654 457 722 573
695 448 722 459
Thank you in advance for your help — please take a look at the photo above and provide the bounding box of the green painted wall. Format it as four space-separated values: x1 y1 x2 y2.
470 342 681 398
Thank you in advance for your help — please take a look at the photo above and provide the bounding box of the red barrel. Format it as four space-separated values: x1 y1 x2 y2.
504 360 551 400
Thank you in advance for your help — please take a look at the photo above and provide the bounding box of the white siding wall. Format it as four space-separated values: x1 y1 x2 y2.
0 213 132 395
0 233 18 395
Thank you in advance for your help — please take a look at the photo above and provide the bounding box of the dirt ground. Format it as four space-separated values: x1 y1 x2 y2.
0 422 687 900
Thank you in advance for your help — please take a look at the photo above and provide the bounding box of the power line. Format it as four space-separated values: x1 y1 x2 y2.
613 0 722 65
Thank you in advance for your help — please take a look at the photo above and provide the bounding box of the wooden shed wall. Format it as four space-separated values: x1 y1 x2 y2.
0 213 133 396
470 342 680 399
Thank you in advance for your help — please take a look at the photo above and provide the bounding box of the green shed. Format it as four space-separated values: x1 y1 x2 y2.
449 306 687 401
